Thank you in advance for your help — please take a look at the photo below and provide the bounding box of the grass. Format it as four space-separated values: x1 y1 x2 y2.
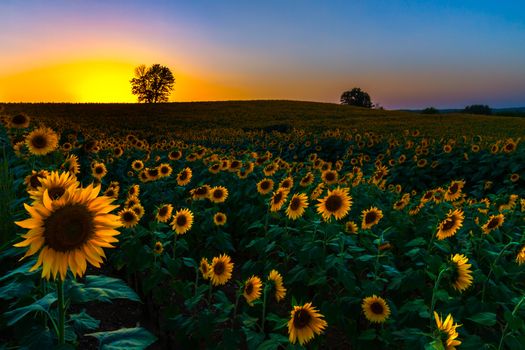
2 100 525 140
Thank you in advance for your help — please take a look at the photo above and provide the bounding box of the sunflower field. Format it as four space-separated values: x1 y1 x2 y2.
0 106 524 349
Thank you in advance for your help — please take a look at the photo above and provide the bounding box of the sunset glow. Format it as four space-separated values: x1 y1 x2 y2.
1 0 524 108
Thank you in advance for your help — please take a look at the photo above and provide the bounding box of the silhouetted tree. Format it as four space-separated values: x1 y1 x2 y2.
422 107 439 114
131 64 175 103
340 88 372 108
463 104 491 115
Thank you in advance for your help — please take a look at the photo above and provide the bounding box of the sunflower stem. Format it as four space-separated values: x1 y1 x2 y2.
194 267 200 297
173 234 177 260
261 284 268 333
429 266 448 330
208 278 213 304
231 290 242 329
482 241 519 303
498 295 525 350
56 278 66 345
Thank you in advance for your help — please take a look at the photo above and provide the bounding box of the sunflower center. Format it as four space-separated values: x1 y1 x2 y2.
290 198 300 211
123 211 136 222
449 183 459 194
148 169 158 177
176 215 187 226
179 171 188 180
325 194 343 212
95 166 104 174
325 172 335 181
245 282 254 295
195 187 207 195
273 192 283 204
293 309 312 329
261 181 270 190
487 218 499 229
161 167 169 174
47 186 66 200
12 114 28 125
214 261 225 275
30 174 44 189
365 212 377 224
441 218 456 231
213 190 223 199
44 204 94 252
159 207 168 216
371 302 384 315
216 215 224 222
31 135 48 149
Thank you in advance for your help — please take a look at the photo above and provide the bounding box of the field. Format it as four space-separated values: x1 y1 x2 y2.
0 101 524 349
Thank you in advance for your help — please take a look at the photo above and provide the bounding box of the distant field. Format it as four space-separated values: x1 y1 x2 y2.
2 100 524 139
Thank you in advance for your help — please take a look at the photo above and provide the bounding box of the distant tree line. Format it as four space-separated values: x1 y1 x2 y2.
420 104 494 116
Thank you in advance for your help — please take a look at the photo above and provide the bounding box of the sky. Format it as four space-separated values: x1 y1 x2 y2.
0 0 524 109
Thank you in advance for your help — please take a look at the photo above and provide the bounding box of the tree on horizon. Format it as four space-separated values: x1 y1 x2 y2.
340 88 372 108
130 64 175 103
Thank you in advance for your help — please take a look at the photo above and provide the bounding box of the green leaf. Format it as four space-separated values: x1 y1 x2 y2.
358 329 376 340
356 254 375 262
0 260 37 281
87 327 157 350
4 292 56 326
466 312 497 326
68 275 140 304
0 279 35 299
70 310 101 333
425 340 445 350
182 257 197 269
405 237 427 247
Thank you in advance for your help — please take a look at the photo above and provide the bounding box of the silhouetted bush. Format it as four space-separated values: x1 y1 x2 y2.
422 107 439 114
463 104 492 115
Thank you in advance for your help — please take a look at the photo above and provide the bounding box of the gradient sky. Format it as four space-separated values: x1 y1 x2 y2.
1 0 524 108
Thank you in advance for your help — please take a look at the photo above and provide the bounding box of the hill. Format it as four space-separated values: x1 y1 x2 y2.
2 100 524 139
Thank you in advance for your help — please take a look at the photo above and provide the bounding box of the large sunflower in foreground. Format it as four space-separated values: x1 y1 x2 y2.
25 126 59 156
243 275 263 305
450 254 473 292
287 302 327 345
362 295 391 323
434 312 461 350
14 184 121 280
436 209 464 240
268 269 286 302
316 187 352 221
286 193 309 220
209 254 234 286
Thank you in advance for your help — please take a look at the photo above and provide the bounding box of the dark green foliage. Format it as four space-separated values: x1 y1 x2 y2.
463 104 492 115
340 88 373 108
130 64 175 103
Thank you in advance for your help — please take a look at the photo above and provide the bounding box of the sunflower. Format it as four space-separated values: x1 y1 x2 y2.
145 167 160 181
299 172 314 187
436 209 464 240
316 187 352 221
29 171 79 203
168 150 182 160
450 254 473 292
257 178 274 195
92 162 107 181
268 269 286 302
171 208 194 235
14 184 121 280
59 154 79 175
279 177 294 191
156 204 173 223
270 188 289 212
321 170 338 185
128 184 140 197
103 186 119 199
131 160 144 171
131 203 145 219
362 295 391 323
209 254 234 286
434 312 461 350
8 113 31 128
200 258 211 279
516 246 525 265
153 241 164 255
209 186 229 203
444 180 465 202
480 214 504 234
158 163 173 177
287 302 327 345
24 170 49 191
125 195 140 208
345 221 358 234
190 185 211 200
119 208 139 228
310 182 325 200
243 275 263 306
213 212 227 226
285 193 309 220
361 207 383 230
25 126 59 156
176 167 192 186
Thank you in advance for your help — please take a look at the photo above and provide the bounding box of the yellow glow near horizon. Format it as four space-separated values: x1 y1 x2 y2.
0 60 252 103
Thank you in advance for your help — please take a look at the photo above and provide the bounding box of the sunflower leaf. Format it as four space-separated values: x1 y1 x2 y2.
86 327 157 350
4 292 56 326
68 275 140 304
466 312 497 326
